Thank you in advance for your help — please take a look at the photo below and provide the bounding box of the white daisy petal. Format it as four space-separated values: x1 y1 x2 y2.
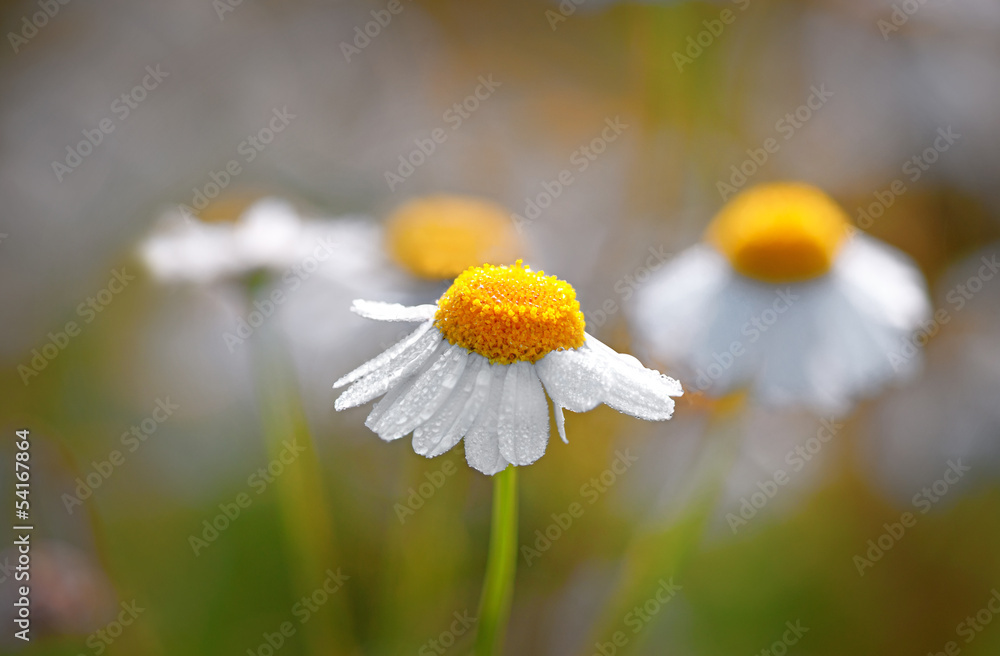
534 347 605 414
350 300 438 322
464 364 510 475
553 404 568 444
631 244 732 364
631 245 777 397
333 320 435 388
749 292 850 413
835 234 931 331
370 344 469 441
140 221 241 283
364 339 453 438
334 329 444 410
536 334 681 422
590 338 685 401
364 351 443 438
365 378 418 440
234 198 304 268
413 354 488 457
497 361 551 467
443 359 496 452
753 256 927 414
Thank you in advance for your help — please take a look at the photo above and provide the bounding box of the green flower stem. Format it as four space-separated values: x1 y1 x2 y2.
247 293 358 656
474 465 520 656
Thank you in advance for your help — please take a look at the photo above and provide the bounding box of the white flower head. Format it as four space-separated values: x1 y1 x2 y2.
139 197 328 283
632 182 931 415
335 261 683 475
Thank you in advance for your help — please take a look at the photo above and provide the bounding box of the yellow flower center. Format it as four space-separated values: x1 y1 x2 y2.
706 183 850 283
196 191 263 224
434 261 586 364
385 195 522 280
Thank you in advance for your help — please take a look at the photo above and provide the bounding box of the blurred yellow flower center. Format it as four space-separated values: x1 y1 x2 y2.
434 261 586 364
706 183 850 283
196 192 263 224
386 195 522 279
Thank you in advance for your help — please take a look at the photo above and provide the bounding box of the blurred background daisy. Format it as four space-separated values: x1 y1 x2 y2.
2 0 1000 655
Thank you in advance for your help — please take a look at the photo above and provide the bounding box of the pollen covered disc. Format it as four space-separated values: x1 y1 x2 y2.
434 261 586 364
706 182 851 283
386 194 522 280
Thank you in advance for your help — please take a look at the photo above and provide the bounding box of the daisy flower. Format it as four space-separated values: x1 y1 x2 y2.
383 194 523 280
334 261 683 474
632 182 931 414
139 196 363 284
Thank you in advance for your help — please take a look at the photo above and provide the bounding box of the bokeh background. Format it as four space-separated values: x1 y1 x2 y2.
2 0 1000 654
